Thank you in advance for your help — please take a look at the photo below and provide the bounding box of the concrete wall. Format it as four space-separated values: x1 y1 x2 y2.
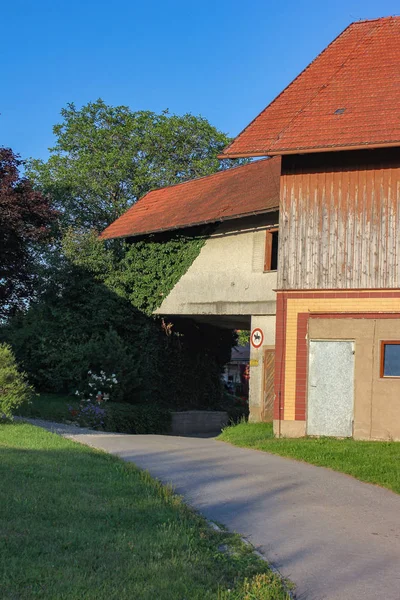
309 317 400 441
155 213 279 424
155 213 278 319
248 315 276 422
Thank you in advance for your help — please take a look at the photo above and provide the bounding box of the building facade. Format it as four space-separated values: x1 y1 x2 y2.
219 17 400 440
101 157 281 422
272 150 400 439
103 17 400 440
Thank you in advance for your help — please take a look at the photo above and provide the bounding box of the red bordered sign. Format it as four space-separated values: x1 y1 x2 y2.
251 328 264 349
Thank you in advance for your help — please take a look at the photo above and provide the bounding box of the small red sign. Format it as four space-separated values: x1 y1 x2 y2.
251 328 264 349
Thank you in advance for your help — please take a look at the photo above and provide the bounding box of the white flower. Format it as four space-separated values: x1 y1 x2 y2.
75 390 80 396
88 370 92 374
112 378 118 384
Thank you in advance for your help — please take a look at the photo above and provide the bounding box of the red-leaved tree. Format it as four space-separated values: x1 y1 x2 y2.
0 148 56 320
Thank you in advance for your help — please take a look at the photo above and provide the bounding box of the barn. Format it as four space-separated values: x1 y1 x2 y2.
103 16 400 440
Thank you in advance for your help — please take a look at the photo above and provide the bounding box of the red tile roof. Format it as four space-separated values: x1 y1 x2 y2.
101 157 281 239
219 17 400 158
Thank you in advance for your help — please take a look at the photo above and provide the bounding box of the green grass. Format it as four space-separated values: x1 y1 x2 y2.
0 422 290 600
16 392 79 422
218 421 400 494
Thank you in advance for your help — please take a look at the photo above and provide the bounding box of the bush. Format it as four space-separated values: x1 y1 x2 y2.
103 403 171 434
221 391 249 424
2 260 234 410
70 400 107 429
0 343 33 418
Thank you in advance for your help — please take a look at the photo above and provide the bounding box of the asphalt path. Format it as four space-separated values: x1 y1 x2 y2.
28 420 400 600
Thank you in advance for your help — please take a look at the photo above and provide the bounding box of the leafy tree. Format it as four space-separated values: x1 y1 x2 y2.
27 100 238 231
3 103 239 411
0 148 56 320
0 343 33 417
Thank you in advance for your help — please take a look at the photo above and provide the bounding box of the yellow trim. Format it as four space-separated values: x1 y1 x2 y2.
284 297 400 420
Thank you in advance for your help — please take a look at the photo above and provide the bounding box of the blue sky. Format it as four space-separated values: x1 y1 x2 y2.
2 1 399 162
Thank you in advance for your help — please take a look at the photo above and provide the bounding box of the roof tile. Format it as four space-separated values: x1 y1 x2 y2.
220 17 400 157
101 157 281 239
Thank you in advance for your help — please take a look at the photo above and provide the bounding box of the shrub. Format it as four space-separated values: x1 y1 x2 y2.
2 229 236 411
103 403 171 434
0 343 33 418
221 391 249 424
75 370 119 403
70 400 107 429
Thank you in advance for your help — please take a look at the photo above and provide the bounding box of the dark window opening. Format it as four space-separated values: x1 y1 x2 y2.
381 341 400 377
264 229 279 272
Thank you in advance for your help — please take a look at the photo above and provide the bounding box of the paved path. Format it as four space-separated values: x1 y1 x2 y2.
30 420 400 600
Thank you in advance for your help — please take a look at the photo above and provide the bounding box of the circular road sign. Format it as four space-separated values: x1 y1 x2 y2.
251 328 264 349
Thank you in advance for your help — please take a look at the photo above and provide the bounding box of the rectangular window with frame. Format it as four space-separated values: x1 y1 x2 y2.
264 228 279 272
380 341 400 377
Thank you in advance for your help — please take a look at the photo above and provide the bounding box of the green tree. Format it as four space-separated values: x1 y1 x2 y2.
5 101 238 411
27 100 237 231
0 343 33 417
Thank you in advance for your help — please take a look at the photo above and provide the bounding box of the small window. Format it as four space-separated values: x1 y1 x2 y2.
381 341 400 377
264 229 279 272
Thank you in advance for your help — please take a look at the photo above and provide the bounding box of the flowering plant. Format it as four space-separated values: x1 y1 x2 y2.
69 401 106 429
75 370 118 403
69 370 118 429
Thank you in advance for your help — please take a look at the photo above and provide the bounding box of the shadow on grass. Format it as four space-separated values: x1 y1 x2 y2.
0 423 289 600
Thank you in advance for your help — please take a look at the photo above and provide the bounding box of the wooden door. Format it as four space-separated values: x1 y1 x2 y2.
262 349 275 421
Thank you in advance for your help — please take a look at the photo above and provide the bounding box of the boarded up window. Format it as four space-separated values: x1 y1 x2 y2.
264 229 279 271
381 342 400 377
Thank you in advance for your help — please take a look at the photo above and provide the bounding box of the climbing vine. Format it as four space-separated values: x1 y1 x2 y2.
109 225 213 315
62 225 212 316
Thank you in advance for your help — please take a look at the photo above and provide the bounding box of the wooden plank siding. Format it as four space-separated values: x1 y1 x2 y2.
278 149 400 290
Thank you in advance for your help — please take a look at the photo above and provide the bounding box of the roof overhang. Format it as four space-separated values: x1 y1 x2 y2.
100 205 279 240
100 156 281 241
218 141 400 160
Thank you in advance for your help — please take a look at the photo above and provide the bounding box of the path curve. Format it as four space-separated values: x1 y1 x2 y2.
30 420 400 600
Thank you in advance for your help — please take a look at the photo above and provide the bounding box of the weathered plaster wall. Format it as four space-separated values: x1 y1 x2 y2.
155 213 278 318
248 315 276 422
309 317 400 441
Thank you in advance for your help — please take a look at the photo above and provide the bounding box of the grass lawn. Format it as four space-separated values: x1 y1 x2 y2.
218 422 400 495
0 422 290 600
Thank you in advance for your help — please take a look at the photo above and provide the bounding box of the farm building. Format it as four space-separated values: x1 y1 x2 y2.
102 157 281 422
103 16 400 441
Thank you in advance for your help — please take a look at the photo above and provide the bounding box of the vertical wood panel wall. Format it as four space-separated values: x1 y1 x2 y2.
278 150 400 290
